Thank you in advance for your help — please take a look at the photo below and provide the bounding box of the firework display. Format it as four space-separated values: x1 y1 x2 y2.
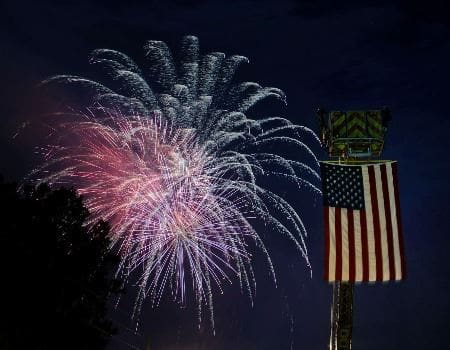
35 35 321 325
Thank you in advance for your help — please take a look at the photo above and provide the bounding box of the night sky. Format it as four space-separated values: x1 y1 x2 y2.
1 0 450 349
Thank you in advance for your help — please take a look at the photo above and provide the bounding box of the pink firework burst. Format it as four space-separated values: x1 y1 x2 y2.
32 108 267 326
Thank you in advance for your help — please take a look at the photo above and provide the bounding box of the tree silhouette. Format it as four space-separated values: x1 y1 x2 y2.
0 179 123 349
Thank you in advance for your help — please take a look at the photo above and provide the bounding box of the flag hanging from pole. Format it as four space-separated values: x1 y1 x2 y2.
321 161 406 282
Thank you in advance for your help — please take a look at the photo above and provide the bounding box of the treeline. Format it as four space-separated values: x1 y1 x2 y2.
0 179 123 349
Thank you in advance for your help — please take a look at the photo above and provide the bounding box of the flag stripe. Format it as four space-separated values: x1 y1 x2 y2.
387 164 401 279
347 209 355 281
368 166 383 281
374 165 389 281
324 206 330 280
354 211 363 281
335 207 342 281
329 208 336 281
392 162 406 278
362 166 376 281
361 210 370 281
341 208 349 281
380 163 396 280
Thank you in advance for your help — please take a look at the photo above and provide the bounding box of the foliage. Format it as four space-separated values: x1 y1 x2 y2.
0 179 122 349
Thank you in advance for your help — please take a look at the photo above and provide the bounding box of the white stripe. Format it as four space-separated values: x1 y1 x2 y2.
387 162 402 280
374 165 390 280
329 208 336 281
354 211 363 282
341 208 349 281
362 166 376 282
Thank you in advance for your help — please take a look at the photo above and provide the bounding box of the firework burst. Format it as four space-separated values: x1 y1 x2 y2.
36 35 321 327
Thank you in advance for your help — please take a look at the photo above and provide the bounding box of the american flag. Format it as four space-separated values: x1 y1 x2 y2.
320 161 406 282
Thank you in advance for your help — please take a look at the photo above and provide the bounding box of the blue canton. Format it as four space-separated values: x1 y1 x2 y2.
320 163 365 210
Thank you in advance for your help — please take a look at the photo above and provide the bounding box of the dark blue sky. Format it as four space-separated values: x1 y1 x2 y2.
1 0 449 349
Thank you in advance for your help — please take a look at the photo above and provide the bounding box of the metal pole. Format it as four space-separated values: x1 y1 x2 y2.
330 282 354 350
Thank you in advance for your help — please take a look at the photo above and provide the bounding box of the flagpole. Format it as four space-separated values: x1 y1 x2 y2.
330 282 354 350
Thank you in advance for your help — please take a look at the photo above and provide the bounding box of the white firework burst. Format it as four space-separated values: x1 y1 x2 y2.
38 35 321 328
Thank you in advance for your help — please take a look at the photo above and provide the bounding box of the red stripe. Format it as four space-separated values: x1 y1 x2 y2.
392 162 406 279
335 207 342 281
347 209 355 281
368 166 383 281
380 164 396 280
360 210 369 281
324 206 330 281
